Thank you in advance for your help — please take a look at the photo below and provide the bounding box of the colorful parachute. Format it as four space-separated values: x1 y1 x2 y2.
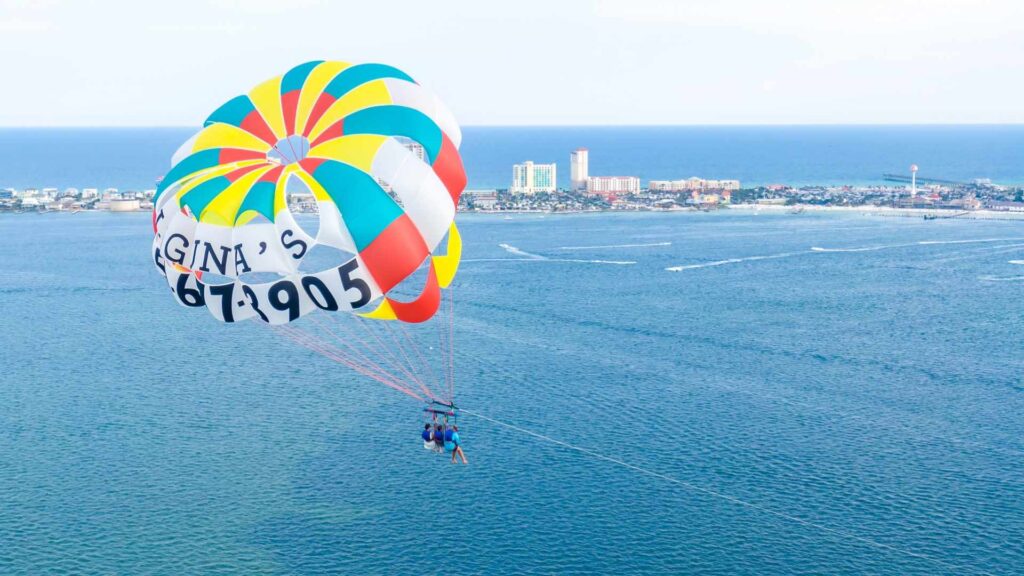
152 60 466 328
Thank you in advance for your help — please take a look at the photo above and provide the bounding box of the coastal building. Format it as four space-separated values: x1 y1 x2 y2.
462 189 499 210
647 177 741 192
988 201 1024 212
511 161 557 194
586 176 641 196
570 148 589 192
110 198 141 212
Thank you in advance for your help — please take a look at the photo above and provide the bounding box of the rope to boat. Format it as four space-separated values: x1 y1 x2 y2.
461 408 994 576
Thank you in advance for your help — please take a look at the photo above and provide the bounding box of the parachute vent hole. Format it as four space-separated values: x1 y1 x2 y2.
197 271 233 286
293 213 320 238
267 135 310 165
238 271 288 284
299 243 357 274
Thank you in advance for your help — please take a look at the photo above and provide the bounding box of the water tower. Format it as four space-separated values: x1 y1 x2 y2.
910 164 918 197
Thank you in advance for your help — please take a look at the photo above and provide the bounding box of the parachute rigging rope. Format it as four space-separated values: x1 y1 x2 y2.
380 318 434 399
308 315 406 387
437 299 449 399
356 316 436 400
448 284 456 404
272 325 423 401
277 326 413 396
460 409 995 576
398 323 436 400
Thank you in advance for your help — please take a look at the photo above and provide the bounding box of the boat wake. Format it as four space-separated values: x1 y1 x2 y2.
666 252 801 271
563 259 635 265
917 237 1024 245
556 241 672 251
810 244 907 253
499 243 545 259
463 258 634 265
979 274 1024 282
467 245 635 266
810 238 1024 254
1009 260 1024 265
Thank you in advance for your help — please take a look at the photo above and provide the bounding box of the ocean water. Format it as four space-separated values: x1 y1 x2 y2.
1 210 1022 575
2 125 1024 191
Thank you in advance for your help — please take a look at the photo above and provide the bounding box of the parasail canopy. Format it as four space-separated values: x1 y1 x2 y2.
152 60 467 326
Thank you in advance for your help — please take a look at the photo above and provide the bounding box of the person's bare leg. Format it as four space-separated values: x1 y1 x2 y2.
456 446 468 464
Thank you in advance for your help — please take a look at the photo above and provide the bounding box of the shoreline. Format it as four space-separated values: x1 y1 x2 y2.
726 203 1024 221
4 204 1024 221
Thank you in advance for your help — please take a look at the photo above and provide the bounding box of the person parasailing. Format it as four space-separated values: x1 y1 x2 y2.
449 425 467 464
422 423 436 450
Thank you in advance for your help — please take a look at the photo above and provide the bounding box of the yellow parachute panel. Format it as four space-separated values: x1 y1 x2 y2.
199 166 275 226
307 80 392 142
358 298 397 320
308 134 388 174
248 76 287 140
432 222 462 288
193 123 271 153
295 61 352 137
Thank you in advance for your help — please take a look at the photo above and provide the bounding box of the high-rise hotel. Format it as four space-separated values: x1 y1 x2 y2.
570 148 589 192
511 161 557 194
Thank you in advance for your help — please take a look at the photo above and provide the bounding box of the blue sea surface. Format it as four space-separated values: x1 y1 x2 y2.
1 210 1022 574
2 125 1024 190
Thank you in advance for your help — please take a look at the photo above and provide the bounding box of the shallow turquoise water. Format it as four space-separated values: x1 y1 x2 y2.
1 211 1022 574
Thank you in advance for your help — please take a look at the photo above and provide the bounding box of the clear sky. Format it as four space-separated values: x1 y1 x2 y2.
1 0 1021 126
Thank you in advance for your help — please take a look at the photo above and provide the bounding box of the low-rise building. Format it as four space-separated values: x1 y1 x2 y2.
587 176 640 196
988 201 1024 212
110 198 142 212
647 177 741 192
462 189 499 210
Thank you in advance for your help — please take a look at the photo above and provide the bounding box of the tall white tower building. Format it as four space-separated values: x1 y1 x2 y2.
910 164 918 197
570 148 589 192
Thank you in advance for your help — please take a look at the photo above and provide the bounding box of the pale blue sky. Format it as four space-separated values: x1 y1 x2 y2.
1 0 1021 126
